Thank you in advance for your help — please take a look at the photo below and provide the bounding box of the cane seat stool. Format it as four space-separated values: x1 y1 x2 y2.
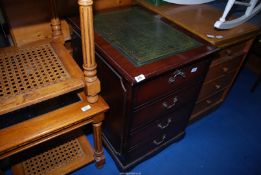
0 0 109 174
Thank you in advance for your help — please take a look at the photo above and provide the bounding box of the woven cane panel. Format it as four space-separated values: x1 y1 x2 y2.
22 138 85 175
0 44 70 98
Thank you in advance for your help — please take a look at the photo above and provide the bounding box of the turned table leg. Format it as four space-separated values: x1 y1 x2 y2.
92 121 105 168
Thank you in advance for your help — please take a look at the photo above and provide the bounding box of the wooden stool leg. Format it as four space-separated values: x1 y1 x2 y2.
92 122 105 168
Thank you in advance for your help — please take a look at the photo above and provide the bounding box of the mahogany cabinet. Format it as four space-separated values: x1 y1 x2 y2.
68 6 217 170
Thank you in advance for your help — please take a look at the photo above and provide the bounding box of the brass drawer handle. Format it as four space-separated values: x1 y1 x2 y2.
225 49 232 56
168 69 186 84
206 100 212 104
215 84 221 89
157 118 172 129
223 67 229 73
153 134 166 145
162 97 178 109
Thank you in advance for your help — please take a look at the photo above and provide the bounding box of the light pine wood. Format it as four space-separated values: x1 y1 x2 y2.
0 93 109 160
94 0 134 11
92 121 105 168
0 0 109 171
49 0 64 43
1 0 134 46
78 0 101 103
0 41 84 115
136 0 259 48
8 21 70 46
11 135 94 175
1 0 71 46
221 39 254 99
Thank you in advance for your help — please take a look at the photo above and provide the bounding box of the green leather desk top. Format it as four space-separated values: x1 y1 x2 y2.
94 6 202 67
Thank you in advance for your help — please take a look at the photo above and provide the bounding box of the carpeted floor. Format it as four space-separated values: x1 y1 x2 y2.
70 67 261 175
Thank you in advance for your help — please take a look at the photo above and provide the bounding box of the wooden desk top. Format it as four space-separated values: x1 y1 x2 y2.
137 0 260 48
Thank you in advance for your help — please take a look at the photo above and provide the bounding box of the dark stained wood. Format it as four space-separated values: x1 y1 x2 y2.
131 87 199 130
128 104 192 148
133 60 209 106
68 14 217 84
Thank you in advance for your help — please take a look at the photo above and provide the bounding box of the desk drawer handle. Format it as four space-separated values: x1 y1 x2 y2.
225 49 232 56
206 100 212 104
162 97 178 109
153 134 166 145
215 84 221 89
158 118 172 129
223 67 229 73
168 70 186 84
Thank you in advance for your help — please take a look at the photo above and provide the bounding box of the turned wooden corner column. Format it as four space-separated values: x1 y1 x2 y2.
78 0 101 103
49 0 64 43
92 114 105 168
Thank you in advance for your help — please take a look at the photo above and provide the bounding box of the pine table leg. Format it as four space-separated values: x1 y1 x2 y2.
92 121 105 168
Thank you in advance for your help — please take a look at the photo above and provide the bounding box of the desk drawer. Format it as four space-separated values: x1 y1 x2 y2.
134 60 208 106
126 125 184 163
129 104 192 148
216 42 246 61
131 87 199 130
205 54 244 82
198 71 235 101
193 90 224 115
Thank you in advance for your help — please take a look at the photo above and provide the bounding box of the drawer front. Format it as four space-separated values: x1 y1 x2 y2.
128 104 192 148
198 71 236 101
134 60 209 106
131 86 199 131
205 54 244 82
215 42 246 62
126 125 184 163
193 90 224 115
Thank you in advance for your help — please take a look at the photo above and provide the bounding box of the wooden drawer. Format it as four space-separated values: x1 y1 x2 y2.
205 54 244 82
193 90 224 115
126 124 184 163
128 104 192 148
198 71 236 101
131 86 199 130
215 42 246 62
134 60 208 106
